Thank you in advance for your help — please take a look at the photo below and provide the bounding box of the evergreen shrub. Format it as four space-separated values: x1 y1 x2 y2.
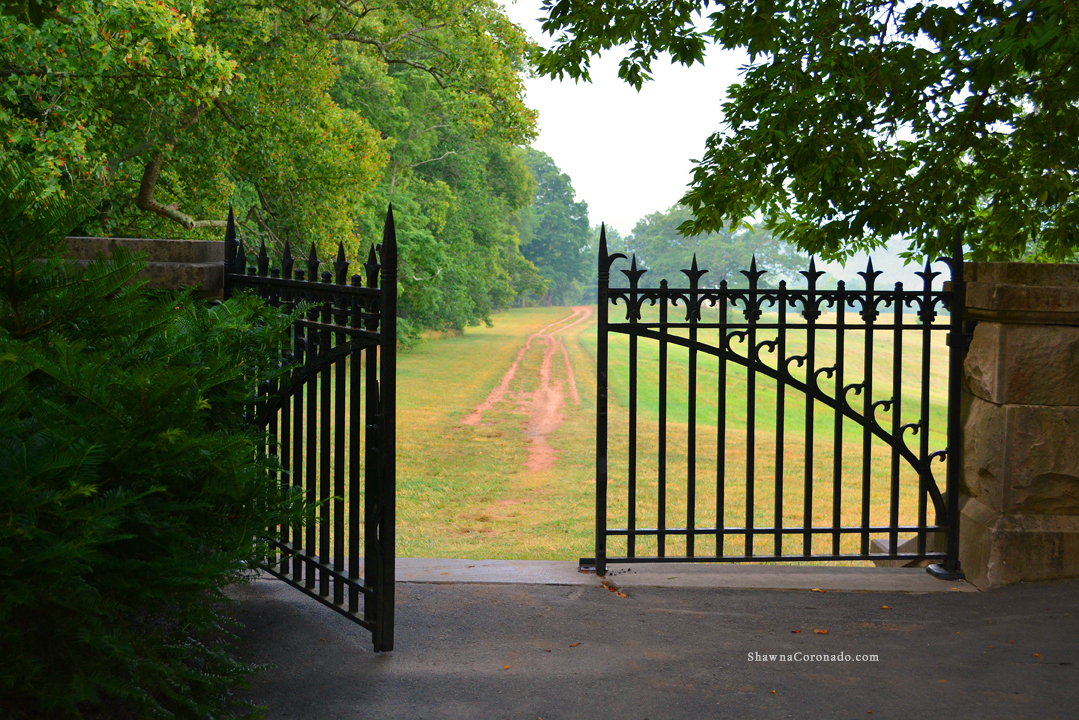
0 160 302 718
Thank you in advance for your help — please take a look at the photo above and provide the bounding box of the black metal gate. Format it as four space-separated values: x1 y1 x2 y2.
224 207 397 651
593 229 966 579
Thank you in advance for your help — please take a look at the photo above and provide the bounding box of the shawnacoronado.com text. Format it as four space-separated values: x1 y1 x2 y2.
747 652 879 662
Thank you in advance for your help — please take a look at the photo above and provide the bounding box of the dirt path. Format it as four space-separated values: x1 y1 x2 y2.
462 306 592 472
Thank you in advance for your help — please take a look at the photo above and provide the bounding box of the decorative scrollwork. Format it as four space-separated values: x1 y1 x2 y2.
842 383 865 409
901 422 921 437
872 398 894 415
813 365 836 391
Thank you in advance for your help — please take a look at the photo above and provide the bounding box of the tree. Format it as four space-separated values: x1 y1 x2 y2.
626 203 807 287
516 148 592 304
0 0 535 250
533 0 1079 262
330 6 546 336
2 0 545 336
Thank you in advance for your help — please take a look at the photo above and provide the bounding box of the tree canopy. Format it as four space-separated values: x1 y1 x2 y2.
1 0 547 335
623 203 807 288
515 147 592 304
533 0 1079 262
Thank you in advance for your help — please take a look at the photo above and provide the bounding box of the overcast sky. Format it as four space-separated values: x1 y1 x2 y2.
501 1 744 238
500 1 928 285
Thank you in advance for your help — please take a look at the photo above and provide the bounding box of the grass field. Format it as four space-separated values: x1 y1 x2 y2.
272 303 952 563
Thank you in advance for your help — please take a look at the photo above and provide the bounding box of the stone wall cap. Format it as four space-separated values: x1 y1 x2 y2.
65 236 224 264
964 262 1079 324
966 261 1079 288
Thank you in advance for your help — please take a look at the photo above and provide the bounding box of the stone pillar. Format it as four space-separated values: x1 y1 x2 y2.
960 262 1079 590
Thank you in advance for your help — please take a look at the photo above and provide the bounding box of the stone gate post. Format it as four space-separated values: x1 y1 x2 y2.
960 263 1079 589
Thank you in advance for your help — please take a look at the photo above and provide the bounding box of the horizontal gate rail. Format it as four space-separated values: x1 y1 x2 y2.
224 207 397 651
594 226 965 578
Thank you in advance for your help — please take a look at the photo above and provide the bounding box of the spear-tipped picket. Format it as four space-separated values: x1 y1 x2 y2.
224 206 238 270
682 254 708 287
741 255 766 289
598 222 626 276
235 237 247 276
306 242 320 280
857 256 882 291
364 245 380 288
800 257 825 320
334 241 349 284
682 254 707 321
622 254 647 289
281 240 294 279
257 239 269 276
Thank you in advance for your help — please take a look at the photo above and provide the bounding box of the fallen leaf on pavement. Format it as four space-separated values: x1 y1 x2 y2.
569 642 581 648
938 679 946 683
1034 653 1041 658
503 665 510 670
791 630 802 634
770 690 776 694
814 629 828 635
615 591 628 598
881 605 892 609
811 588 826 593
544 649 552 652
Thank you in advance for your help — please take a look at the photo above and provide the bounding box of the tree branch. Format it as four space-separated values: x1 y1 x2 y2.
134 103 226 230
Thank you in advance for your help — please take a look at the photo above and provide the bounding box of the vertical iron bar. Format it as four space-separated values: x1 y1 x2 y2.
746 315 757 557
292 269 307 583
333 266 347 607
860 261 879 557
375 205 398 651
595 227 614 576
717 283 728 556
628 320 638 558
832 284 846 556
774 288 786 557
945 229 965 573
319 270 332 598
684 259 703 558
917 265 934 557
278 270 292 576
223 207 237 300
889 284 904 558
304 263 319 590
349 274 363 614
658 280 668 557
363 276 379 625
803 287 817 557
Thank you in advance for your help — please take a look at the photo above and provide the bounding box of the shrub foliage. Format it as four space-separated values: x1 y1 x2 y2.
0 159 301 718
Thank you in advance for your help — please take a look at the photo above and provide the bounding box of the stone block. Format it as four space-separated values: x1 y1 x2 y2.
869 533 946 568
964 322 1079 406
962 397 1079 515
959 495 1079 590
965 262 1079 325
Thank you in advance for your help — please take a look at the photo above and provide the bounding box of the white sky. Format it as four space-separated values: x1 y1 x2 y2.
502 1 743 238
500 1 927 285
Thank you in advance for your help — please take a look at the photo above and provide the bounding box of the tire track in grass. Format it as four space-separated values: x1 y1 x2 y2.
462 306 592 472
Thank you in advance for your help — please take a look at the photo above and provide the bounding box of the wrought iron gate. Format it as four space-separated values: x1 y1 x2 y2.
224 207 397 651
593 228 966 579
